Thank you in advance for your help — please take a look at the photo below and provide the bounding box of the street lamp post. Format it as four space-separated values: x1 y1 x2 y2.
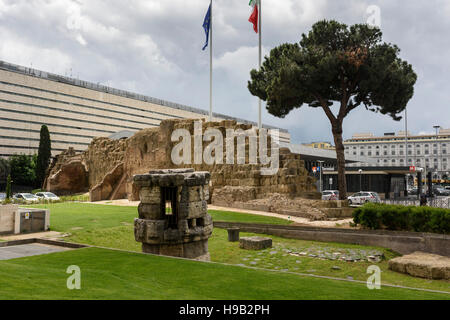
434 125 440 180
359 169 363 192
318 160 324 193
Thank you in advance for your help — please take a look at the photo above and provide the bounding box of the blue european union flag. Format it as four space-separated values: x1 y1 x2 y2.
202 4 211 50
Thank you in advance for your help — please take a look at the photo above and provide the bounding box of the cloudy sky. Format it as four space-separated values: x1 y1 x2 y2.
1 0 449 144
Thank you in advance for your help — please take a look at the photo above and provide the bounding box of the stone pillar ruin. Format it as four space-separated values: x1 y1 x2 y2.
133 169 213 261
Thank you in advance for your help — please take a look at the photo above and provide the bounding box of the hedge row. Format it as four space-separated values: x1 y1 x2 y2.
353 203 450 234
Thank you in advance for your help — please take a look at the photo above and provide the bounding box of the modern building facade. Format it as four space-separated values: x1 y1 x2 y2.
0 60 290 158
344 130 450 179
302 141 335 150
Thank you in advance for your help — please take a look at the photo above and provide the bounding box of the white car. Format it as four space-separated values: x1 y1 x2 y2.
35 192 60 201
348 192 381 205
322 190 339 200
13 193 40 203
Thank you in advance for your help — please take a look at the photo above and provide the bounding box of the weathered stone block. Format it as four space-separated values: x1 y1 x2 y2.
180 185 204 203
179 201 207 219
388 252 450 280
139 187 160 204
138 203 163 220
239 236 272 250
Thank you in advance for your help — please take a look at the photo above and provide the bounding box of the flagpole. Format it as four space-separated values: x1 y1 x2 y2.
209 0 213 122
258 0 262 129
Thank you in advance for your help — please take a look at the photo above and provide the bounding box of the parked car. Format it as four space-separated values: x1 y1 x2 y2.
445 186 450 191
408 187 418 196
35 192 60 201
322 190 339 200
348 192 381 205
433 186 450 196
0 193 6 201
13 193 40 203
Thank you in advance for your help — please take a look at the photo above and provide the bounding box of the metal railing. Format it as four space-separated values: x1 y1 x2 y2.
382 196 450 209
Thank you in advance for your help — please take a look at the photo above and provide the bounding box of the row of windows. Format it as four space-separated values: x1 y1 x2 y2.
0 117 116 135
0 104 157 132
0 97 156 129
0 136 90 146
348 150 448 156
0 145 85 153
0 89 170 127
0 126 96 140
347 143 448 150
0 80 185 122
346 136 450 143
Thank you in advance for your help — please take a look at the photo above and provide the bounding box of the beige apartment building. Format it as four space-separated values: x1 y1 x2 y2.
344 130 450 179
0 60 290 158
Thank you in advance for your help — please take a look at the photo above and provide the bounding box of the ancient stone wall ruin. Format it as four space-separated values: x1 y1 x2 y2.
45 119 320 205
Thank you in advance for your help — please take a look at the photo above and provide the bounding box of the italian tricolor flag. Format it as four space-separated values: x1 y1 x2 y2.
248 0 259 33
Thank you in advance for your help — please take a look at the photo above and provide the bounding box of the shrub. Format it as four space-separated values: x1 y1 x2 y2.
353 203 450 234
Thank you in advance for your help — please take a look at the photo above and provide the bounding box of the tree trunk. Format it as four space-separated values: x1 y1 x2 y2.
332 121 347 200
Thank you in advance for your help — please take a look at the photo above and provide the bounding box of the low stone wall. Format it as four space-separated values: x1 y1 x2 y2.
0 205 19 235
213 221 450 257
0 206 50 235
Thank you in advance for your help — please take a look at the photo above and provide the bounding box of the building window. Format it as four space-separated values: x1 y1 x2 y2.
368 152 372 156
392 151 396 155
425 150 429 155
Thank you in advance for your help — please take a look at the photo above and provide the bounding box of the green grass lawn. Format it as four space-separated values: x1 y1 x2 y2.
12 203 449 297
0 247 448 300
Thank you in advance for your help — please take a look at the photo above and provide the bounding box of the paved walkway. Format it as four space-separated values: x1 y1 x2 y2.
89 200 354 228
0 231 63 242
0 243 72 261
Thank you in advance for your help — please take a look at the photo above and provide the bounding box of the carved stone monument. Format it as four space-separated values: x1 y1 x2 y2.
133 169 213 261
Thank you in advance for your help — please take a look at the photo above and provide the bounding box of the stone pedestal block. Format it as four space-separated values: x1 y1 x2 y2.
134 169 212 261
227 228 240 242
239 237 272 250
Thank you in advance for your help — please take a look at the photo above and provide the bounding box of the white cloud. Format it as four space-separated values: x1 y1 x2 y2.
0 29 72 74
0 0 448 143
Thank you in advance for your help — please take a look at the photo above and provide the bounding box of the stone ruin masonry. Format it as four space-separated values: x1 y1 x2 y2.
134 169 213 260
45 119 334 218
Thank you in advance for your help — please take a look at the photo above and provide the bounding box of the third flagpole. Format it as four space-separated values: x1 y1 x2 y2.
258 0 262 129
209 0 213 122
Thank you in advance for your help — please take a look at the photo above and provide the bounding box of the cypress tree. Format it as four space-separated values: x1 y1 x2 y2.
6 174 12 199
36 125 52 187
